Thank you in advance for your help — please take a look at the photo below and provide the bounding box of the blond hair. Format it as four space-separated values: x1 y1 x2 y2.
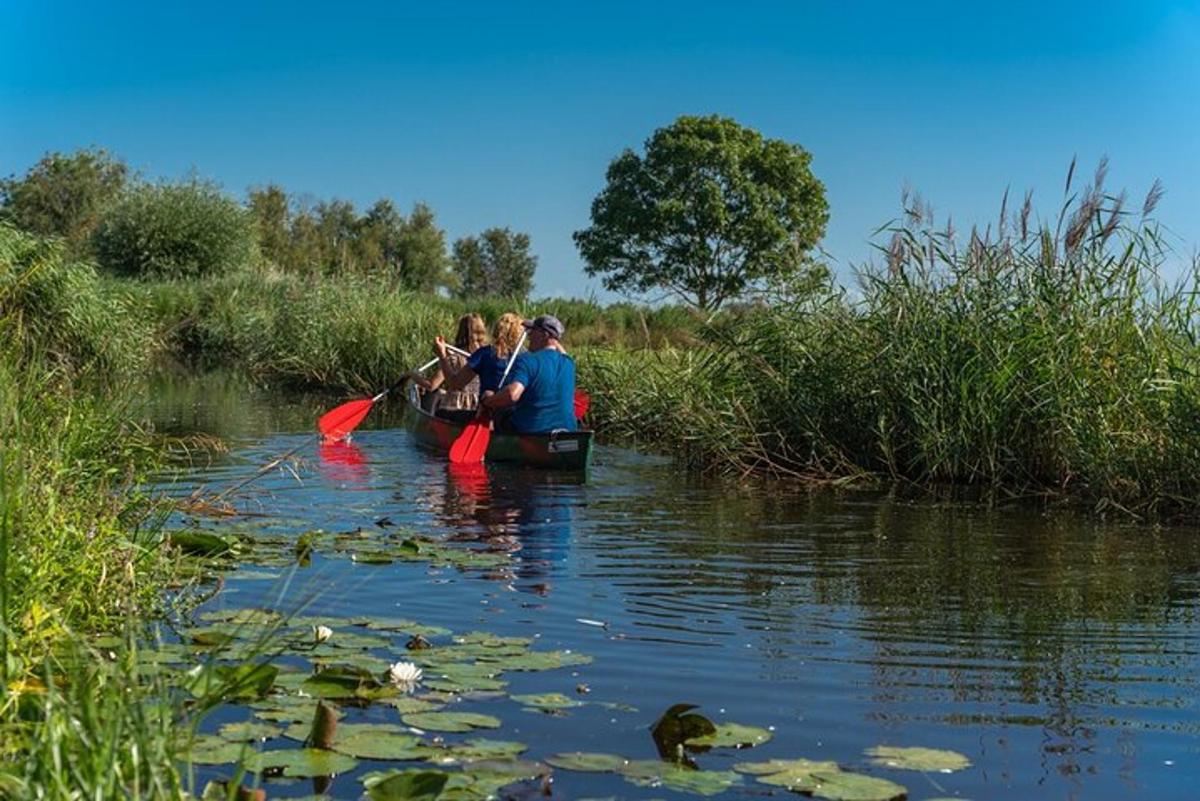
454 313 488 352
492 312 524 358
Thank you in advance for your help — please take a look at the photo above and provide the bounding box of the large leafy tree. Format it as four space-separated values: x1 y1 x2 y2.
574 115 828 311
451 227 537 299
0 148 128 258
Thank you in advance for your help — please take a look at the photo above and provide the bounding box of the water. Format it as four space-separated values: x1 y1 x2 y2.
150 372 1200 800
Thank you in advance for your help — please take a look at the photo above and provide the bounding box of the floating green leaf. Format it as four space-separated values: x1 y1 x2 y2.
363 769 450 801
864 746 971 772
335 731 433 761
804 770 907 801
187 662 278 702
443 738 528 762
401 712 501 733
735 760 906 801
390 697 445 714
544 752 627 772
735 758 840 777
217 720 284 742
184 734 253 765
246 748 358 777
511 693 584 710
618 761 741 796
169 530 239 556
685 722 772 749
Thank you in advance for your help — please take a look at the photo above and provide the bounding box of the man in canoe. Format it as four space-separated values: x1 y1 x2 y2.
481 315 576 433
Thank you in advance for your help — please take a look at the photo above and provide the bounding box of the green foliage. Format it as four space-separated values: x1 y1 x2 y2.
245 188 451 290
452 227 537 299
120 273 699 390
94 179 257 279
247 183 290 268
0 223 151 373
585 170 1200 516
575 114 829 310
0 148 128 258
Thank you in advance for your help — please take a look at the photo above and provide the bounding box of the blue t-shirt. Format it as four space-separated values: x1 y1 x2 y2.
465 345 510 393
506 350 577 433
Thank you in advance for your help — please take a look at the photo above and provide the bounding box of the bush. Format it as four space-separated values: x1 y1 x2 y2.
0 223 151 373
94 180 256 279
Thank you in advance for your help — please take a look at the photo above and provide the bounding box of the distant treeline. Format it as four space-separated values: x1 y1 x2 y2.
0 147 537 297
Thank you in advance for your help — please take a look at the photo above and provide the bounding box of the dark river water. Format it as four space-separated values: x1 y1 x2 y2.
151 372 1200 801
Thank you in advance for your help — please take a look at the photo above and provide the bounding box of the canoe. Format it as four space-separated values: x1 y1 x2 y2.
401 387 594 470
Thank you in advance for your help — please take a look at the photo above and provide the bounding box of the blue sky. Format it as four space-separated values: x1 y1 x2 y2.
3 1 1198 297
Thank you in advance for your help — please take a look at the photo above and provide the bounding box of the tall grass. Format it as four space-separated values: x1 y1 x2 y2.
586 166 1200 516
122 273 699 390
0 223 196 797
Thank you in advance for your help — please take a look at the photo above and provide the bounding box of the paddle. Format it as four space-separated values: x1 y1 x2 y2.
317 356 438 441
573 389 591 420
449 331 527 464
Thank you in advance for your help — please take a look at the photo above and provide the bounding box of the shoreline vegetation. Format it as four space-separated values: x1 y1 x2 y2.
1 142 1198 795
4 157 1195 517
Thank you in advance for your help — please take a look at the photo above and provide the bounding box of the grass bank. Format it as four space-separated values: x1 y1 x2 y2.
0 224 196 796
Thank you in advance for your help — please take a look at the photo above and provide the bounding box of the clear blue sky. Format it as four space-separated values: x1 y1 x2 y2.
3 1 1198 297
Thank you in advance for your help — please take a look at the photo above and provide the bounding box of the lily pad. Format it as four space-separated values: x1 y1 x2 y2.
544 752 628 772
355 618 451 637
735 758 840 776
685 722 772 749
511 693 584 710
483 651 592 671
335 731 434 761
218 720 284 742
169 530 239 556
198 608 283 626
246 748 359 777
735 760 906 801
864 745 971 773
617 761 742 796
390 697 445 714
443 738 528 762
184 734 254 765
363 768 451 801
186 662 278 702
805 770 907 801
401 712 502 733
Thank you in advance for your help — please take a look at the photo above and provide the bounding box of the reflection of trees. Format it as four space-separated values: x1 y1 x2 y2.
585 474 1200 776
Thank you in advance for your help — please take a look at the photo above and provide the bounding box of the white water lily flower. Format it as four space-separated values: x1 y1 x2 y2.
387 660 422 689
312 625 333 644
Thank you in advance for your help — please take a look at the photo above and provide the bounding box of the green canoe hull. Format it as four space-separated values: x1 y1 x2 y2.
402 397 594 471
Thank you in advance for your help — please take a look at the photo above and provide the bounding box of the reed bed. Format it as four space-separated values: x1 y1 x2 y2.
122 273 698 390
585 170 1200 516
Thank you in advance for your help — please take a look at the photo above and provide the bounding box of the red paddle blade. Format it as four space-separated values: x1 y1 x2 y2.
449 417 491 464
318 398 375 440
573 390 591 419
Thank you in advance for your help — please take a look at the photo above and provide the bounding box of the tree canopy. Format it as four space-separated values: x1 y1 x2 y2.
451 227 537 299
0 148 128 258
574 115 828 311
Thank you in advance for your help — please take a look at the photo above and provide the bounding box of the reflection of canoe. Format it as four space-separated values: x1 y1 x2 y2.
402 390 594 471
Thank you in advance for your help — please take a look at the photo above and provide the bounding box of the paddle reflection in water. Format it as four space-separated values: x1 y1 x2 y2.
317 437 371 485
440 463 577 596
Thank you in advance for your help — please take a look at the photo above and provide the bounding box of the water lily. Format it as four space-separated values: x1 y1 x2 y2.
312 625 333 644
387 661 422 689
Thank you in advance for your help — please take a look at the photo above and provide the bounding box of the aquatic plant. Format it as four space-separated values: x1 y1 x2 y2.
586 166 1200 516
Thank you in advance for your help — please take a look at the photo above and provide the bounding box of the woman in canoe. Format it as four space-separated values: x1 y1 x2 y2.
414 313 487 423
434 311 523 414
